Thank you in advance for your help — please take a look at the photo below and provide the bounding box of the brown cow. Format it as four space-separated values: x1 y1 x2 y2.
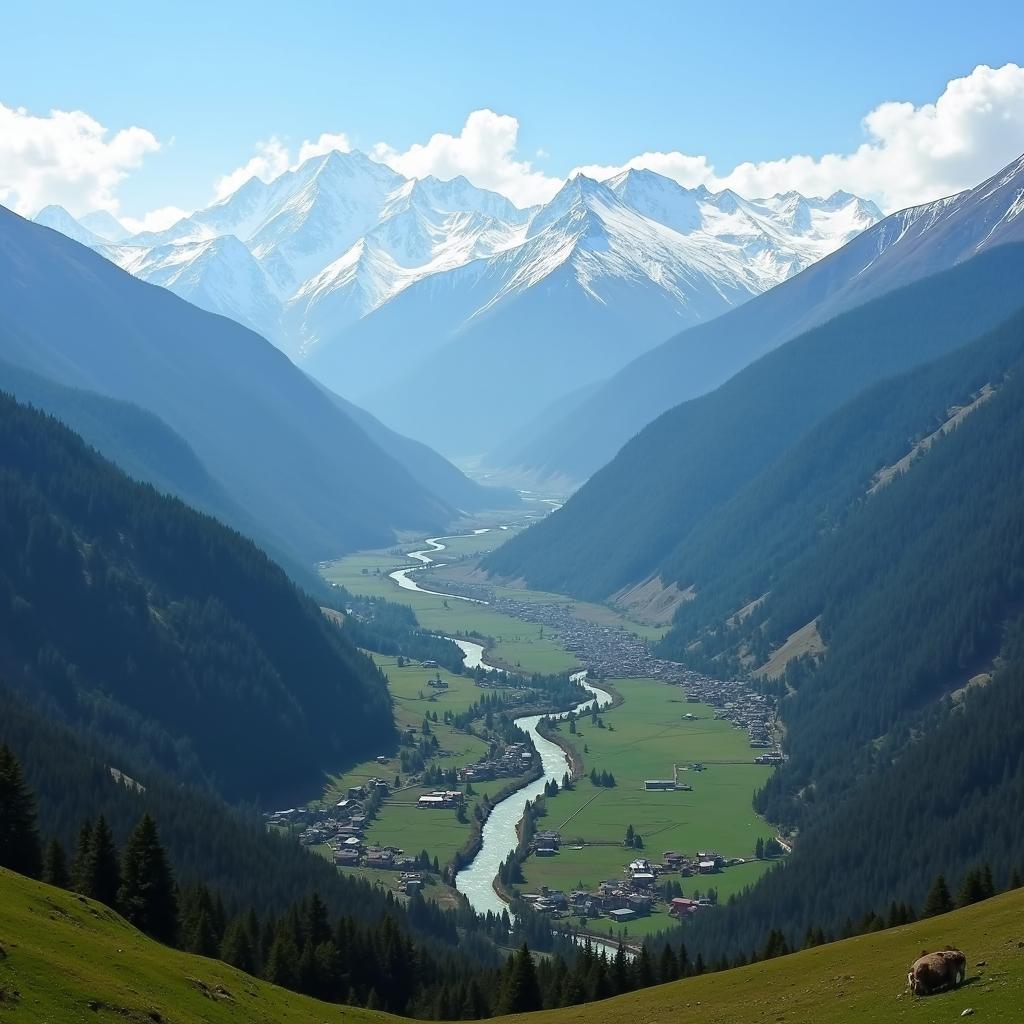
907 948 967 995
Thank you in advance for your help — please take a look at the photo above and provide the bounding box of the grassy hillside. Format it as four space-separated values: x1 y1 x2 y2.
2 867 1023 1023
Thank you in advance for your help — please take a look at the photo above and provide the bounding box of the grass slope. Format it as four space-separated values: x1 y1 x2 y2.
3 868 1023 1023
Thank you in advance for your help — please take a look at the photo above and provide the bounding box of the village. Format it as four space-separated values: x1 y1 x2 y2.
519 827 744 925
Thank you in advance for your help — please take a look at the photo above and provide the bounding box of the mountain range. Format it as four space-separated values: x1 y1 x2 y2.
484 240 1024 603
0 207 512 570
495 151 1024 484
36 151 881 454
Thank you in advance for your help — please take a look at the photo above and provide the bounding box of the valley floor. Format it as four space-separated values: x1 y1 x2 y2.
313 518 780 934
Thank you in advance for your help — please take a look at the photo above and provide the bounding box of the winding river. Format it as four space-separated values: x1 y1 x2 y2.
388 532 612 917
451 638 611 917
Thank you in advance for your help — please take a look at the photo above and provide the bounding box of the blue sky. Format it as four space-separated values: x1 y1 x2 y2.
2 0 1023 226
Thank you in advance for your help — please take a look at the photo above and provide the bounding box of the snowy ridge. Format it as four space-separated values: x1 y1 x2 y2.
34 151 881 366
33 152 884 452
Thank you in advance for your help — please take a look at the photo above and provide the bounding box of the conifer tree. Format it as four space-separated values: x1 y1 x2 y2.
500 943 543 1013
923 874 955 917
118 814 178 943
71 820 94 894
81 815 120 907
220 917 256 974
0 745 42 878
42 837 70 889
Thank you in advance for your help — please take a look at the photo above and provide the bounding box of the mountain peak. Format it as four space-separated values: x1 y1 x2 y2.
33 205 103 246
525 174 618 239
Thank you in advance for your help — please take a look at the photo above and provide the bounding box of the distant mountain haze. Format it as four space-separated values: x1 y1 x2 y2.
0 207 480 564
34 150 881 457
496 151 1024 484
483 242 1024 601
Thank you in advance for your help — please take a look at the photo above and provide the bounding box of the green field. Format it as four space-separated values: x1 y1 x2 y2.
322 523 664 676
3 866 1023 1024
325 547 578 673
320 653 519 868
517 677 774 936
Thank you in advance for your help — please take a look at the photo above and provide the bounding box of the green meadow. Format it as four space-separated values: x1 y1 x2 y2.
516 677 774 934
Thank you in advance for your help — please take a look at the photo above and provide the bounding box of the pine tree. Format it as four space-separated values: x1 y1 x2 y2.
980 864 996 899
500 943 543 1013
81 815 120 907
71 820 94 894
0 745 43 878
118 814 178 943
303 892 331 947
923 874 955 917
657 943 678 983
958 867 985 907
42 837 70 889
755 837 765 859
220 917 256 974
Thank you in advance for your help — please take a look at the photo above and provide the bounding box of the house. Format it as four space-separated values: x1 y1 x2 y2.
670 897 697 917
644 779 676 791
698 860 718 874
365 849 395 869
417 790 464 809
608 908 637 923
628 859 652 874
631 872 656 887
628 894 652 915
347 786 367 800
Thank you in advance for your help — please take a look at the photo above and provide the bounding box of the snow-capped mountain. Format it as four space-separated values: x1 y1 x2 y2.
493 150 1024 486
34 205 105 247
78 209 131 242
33 151 882 452
305 171 881 452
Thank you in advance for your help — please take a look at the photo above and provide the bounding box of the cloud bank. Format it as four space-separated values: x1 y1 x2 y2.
572 63 1024 211
0 101 159 218
4 63 1022 231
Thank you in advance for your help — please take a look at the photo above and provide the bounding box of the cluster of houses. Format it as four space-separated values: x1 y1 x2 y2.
520 848 739 924
457 741 535 784
680 678 776 747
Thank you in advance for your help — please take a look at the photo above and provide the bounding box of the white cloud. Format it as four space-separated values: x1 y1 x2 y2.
371 109 562 208
296 131 351 164
572 63 1024 212
0 101 160 217
120 205 191 234
212 137 290 201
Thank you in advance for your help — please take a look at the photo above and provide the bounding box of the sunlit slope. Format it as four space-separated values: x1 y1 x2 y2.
2 867 1022 1024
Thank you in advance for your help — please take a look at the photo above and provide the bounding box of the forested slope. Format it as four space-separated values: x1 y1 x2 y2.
647 304 1024 955
657 304 1024 669
0 207 453 562
0 392 393 802
484 243 1024 599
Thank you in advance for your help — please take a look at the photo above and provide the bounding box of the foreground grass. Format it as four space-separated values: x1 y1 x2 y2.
0 868 388 1024
3 868 1023 1023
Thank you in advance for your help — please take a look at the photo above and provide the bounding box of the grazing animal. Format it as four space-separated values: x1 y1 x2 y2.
908 949 967 995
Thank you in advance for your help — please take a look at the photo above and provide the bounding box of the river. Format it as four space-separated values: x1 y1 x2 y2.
388 536 489 604
450 638 612 918
388 533 612 917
